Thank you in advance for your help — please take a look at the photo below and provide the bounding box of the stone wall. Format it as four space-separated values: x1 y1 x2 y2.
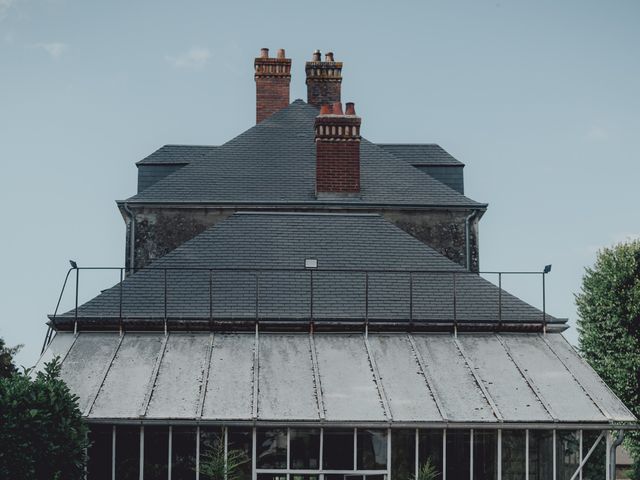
124 206 482 272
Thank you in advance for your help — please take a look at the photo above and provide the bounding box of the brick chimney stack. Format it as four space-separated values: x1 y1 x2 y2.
306 50 343 108
315 102 361 197
254 48 291 123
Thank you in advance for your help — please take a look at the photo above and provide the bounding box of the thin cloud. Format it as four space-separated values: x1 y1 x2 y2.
165 46 211 69
35 42 68 59
0 0 18 20
586 126 609 141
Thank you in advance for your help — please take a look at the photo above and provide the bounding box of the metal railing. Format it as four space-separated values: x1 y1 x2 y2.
43 265 553 348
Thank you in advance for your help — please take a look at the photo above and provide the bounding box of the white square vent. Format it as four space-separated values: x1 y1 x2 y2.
305 258 318 269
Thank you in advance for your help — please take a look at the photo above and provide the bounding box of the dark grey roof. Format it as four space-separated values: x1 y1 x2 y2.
125 101 484 208
377 144 464 166
57 212 558 327
136 145 216 165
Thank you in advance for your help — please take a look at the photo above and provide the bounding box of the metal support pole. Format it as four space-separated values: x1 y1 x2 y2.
553 429 557 480
196 425 200 480
498 429 502 480
139 425 144 480
443 429 447 480
168 425 173 480
415 428 419 480
112 425 116 480
525 429 529 480
353 428 358 470
470 429 474 480
387 427 392 480
252 427 257 480
74 267 80 335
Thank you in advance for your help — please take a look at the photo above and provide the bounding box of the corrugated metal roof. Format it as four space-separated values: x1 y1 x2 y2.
38 331 635 425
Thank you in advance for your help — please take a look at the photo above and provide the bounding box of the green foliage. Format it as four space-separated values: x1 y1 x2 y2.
576 239 640 477
0 337 21 379
413 458 440 480
0 357 89 479
199 433 250 480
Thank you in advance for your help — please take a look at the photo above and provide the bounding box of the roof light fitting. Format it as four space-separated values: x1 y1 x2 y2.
305 259 318 269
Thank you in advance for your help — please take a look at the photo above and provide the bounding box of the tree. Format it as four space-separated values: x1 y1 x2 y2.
576 239 640 477
0 337 21 379
0 357 89 479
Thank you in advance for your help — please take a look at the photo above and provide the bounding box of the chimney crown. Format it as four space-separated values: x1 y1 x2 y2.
254 48 291 123
305 50 343 108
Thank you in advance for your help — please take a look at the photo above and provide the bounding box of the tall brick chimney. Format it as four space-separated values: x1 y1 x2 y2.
315 102 361 198
254 48 291 123
306 50 342 108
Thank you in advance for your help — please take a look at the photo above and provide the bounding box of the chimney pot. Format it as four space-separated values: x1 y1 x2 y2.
277 48 285 59
331 102 343 115
325 52 334 62
260 48 269 58
345 102 356 115
312 50 321 61
319 104 331 115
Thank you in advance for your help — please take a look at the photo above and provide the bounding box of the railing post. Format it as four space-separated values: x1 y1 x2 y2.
209 269 213 328
309 270 314 322
452 272 457 336
74 267 79 335
255 272 260 321
163 268 168 335
119 268 124 334
542 271 547 334
409 272 414 327
498 272 502 329
364 271 369 327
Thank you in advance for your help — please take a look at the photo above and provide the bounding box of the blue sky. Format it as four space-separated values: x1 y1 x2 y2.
1 0 638 367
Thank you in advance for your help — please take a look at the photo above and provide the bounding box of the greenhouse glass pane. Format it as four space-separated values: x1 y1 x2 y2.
257 428 287 469
323 429 354 470
418 430 443 476
473 430 497 480
115 425 140 480
501 430 526 480
445 430 470 480
556 430 580 480
391 429 415 480
357 429 388 470
143 426 169 480
290 428 320 470
529 430 553 480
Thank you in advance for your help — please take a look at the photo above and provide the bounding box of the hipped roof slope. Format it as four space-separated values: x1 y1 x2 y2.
124 100 485 208
56 212 558 328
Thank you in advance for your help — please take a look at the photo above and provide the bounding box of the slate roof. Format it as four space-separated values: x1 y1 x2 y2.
124 101 484 208
38 331 635 424
136 144 215 165
377 143 464 166
56 212 559 327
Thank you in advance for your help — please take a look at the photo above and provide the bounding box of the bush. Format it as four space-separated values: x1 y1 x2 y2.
0 357 89 479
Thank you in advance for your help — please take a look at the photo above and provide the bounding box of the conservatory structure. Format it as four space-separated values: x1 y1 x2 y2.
36 49 635 480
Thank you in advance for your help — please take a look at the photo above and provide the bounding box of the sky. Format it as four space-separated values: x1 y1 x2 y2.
0 0 638 368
